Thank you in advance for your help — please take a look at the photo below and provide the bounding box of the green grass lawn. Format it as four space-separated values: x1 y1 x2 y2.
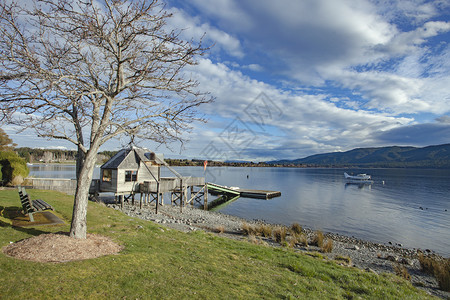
0 189 434 299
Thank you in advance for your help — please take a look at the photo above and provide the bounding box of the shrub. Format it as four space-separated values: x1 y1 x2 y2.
273 226 287 243
435 259 450 291
248 235 267 246
307 252 324 260
321 239 333 253
215 225 225 234
0 151 29 185
297 234 308 247
418 254 450 292
248 234 258 244
394 264 411 281
242 223 255 236
311 230 324 248
418 253 435 274
335 255 352 266
286 235 298 248
257 224 273 238
290 223 303 236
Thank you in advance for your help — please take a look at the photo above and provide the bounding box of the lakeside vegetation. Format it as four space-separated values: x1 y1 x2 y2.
0 189 435 299
13 143 450 169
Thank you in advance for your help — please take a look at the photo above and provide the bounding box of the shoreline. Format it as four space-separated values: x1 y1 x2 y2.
107 201 448 299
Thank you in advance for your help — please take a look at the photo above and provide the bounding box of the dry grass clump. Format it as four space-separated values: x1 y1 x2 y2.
242 223 273 238
311 230 324 248
296 234 308 247
242 222 256 236
285 235 297 248
321 239 333 253
248 235 268 246
393 264 411 281
273 226 287 243
290 223 303 236
335 255 352 266
215 225 225 234
418 254 450 292
256 224 273 238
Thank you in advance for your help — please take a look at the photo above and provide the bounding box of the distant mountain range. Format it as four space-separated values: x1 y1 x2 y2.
268 144 450 168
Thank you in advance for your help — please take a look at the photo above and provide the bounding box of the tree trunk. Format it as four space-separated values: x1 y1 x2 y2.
75 145 86 181
69 148 98 239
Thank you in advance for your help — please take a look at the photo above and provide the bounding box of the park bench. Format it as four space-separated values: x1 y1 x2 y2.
18 186 53 222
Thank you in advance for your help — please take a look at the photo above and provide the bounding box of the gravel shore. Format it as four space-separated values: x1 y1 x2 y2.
107 202 449 299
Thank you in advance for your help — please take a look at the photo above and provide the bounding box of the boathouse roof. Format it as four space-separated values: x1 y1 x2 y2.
101 147 155 169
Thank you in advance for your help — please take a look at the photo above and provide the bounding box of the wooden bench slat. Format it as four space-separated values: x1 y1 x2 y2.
32 200 45 211
33 199 53 211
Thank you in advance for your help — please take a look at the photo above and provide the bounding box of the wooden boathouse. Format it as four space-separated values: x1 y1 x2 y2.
89 147 208 210
89 147 281 212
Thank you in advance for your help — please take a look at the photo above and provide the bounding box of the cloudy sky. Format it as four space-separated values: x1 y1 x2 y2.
6 0 450 161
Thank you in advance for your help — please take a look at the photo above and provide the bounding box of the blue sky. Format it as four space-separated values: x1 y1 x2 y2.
6 0 450 161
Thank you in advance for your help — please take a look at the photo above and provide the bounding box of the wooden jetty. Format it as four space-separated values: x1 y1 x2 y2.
206 183 281 199
88 147 280 213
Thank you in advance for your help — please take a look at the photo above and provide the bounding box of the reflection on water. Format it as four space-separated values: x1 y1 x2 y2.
29 164 450 256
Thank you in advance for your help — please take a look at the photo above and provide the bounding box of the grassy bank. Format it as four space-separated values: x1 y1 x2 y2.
0 189 433 299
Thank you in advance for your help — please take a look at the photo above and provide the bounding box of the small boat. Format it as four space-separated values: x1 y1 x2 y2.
344 172 373 183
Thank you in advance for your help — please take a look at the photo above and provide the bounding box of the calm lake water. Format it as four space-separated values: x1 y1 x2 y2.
28 164 450 256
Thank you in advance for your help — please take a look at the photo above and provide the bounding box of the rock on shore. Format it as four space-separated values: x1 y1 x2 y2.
107 202 449 299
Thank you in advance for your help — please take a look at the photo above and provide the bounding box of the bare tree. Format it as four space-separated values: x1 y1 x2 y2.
0 0 212 239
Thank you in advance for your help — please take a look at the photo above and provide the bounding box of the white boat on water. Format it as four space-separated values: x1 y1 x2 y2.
344 172 373 183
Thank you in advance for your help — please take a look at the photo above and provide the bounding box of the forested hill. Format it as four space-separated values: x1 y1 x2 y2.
269 144 450 168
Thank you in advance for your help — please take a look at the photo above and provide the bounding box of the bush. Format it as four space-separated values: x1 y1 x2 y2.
311 230 324 248
0 151 29 185
418 254 450 292
435 260 450 292
290 223 303 236
321 239 333 253
273 226 287 243
257 224 273 238
394 264 411 281
242 223 256 236
335 255 352 266
297 234 308 247
286 235 298 248
215 226 225 234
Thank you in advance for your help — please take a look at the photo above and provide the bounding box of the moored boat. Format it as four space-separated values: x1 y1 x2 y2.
344 172 374 183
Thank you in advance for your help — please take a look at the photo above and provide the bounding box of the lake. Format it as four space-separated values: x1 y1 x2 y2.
28 164 450 256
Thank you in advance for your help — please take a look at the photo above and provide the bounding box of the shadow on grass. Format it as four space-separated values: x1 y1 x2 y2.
0 206 53 237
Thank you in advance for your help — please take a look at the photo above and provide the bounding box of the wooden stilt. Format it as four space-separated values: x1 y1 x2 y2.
155 182 160 214
180 179 183 213
204 184 208 210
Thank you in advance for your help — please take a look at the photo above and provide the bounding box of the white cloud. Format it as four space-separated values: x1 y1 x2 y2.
180 58 417 160
178 0 450 116
383 21 450 55
166 7 244 58
242 64 263 72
